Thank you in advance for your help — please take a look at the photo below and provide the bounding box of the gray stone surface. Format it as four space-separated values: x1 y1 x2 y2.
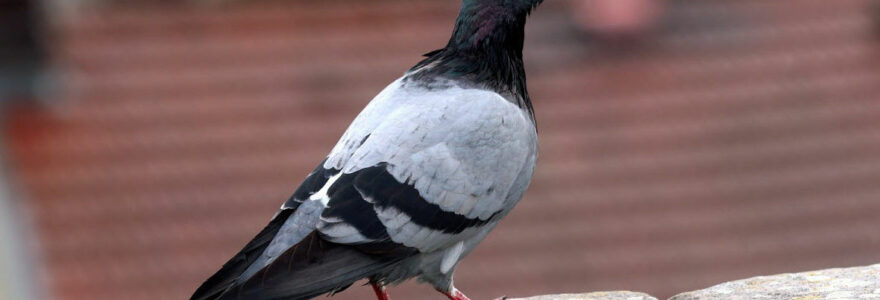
670 264 880 300
509 264 880 299
510 291 658 300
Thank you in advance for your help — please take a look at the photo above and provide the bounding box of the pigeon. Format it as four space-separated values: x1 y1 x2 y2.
191 0 542 299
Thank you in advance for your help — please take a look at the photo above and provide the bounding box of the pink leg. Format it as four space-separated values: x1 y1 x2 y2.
370 281 391 300
437 287 471 300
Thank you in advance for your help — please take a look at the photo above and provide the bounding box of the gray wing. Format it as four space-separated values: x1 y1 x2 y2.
191 82 537 300
321 84 537 252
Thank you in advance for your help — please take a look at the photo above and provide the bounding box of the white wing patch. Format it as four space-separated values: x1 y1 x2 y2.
316 220 372 244
311 172 375 244
311 172 343 207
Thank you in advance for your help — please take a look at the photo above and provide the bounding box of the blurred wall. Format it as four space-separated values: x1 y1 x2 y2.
0 147 38 300
0 1 46 299
4 0 880 300
0 0 47 101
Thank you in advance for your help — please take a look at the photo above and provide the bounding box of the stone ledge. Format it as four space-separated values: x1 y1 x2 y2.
670 263 880 300
509 263 880 300
511 291 658 300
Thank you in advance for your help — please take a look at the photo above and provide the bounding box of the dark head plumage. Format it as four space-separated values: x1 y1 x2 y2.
405 0 544 117
448 0 544 51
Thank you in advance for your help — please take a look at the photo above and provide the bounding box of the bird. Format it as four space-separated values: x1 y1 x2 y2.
191 1 542 299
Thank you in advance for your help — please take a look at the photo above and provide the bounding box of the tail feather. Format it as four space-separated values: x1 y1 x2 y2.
191 209 294 300
217 232 403 300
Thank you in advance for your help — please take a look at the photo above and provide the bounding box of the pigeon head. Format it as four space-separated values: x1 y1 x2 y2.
449 0 544 53
406 0 543 116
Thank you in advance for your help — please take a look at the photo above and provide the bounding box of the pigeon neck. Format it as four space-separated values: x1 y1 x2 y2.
447 0 533 56
405 0 541 116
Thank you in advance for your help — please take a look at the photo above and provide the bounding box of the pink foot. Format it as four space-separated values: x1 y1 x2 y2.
438 287 471 300
370 281 391 300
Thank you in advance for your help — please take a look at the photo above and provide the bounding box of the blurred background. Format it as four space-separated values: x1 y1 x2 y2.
2 0 880 299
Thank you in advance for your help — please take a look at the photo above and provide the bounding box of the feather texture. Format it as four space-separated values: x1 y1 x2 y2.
192 0 542 298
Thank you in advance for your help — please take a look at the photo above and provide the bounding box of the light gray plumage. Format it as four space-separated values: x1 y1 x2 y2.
191 1 542 299
323 78 537 285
